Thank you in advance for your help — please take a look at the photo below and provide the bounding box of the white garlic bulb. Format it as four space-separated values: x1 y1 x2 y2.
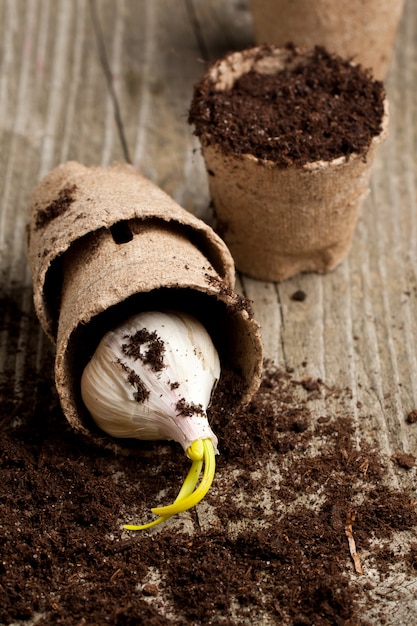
81 310 221 530
81 311 220 455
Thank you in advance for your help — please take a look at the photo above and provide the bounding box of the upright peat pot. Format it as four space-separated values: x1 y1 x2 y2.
27 162 263 529
189 45 388 282
249 0 405 80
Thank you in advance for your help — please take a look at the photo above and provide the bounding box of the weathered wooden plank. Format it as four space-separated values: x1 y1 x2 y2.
0 0 127 386
0 0 125 285
0 0 417 623
105 0 255 215
101 0 205 209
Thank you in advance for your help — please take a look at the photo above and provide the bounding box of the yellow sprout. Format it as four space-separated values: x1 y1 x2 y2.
123 438 216 531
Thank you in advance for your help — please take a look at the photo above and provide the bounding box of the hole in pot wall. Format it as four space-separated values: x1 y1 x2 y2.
110 221 133 244
41 217 231 340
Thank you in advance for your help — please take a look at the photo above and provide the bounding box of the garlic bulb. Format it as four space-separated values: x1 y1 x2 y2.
81 310 221 530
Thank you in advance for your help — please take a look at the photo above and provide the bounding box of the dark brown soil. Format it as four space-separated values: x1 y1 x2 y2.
406 409 417 424
393 451 416 470
34 184 77 230
122 328 165 371
1 294 416 625
291 289 307 302
189 45 386 167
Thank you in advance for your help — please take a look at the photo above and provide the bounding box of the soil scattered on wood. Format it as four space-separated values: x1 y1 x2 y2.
393 451 416 470
189 45 385 167
291 289 307 302
1 294 416 625
406 409 417 424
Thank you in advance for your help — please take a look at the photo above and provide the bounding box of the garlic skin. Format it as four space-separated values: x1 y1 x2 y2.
81 311 220 454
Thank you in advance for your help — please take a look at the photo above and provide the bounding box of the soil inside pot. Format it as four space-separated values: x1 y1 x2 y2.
189 45 386 167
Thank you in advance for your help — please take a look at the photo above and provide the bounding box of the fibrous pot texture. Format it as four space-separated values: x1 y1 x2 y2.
27 162 263 444
189 45 388 281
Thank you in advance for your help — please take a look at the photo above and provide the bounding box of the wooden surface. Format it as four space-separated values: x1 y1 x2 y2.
1 0 416 623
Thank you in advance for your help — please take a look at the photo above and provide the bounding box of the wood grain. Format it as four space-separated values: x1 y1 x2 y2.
0 0 416 622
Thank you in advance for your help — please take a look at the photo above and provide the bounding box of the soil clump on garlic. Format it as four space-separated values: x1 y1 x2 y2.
1 296 417 625
122 328 165 370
